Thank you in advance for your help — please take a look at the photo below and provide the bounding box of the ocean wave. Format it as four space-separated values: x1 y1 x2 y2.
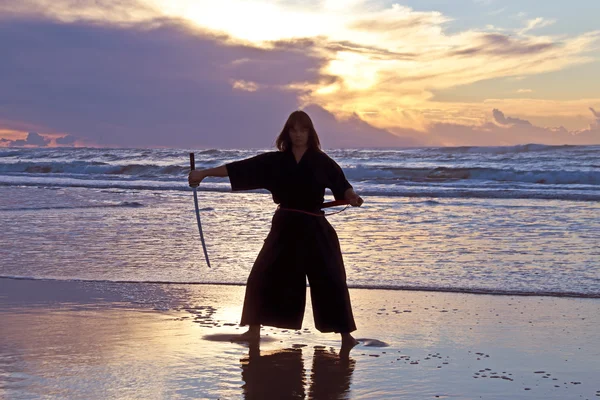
4 159 599 186
411 200 442 206
344 165 600 185
0 161 192 176
0 150 26 158
1 276 598 299
0 147 255 162
2 147 600 203
426 143 584 154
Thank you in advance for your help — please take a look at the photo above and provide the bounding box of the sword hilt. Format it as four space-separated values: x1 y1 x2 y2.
189 153 198 188
322 199 349 208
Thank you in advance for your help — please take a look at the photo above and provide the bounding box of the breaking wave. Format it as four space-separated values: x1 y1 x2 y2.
2 160 599 186
1 145 599 201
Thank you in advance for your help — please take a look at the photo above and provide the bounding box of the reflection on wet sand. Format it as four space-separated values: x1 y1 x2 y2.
241 344 355 400
309 348 356 400
241 347 305 399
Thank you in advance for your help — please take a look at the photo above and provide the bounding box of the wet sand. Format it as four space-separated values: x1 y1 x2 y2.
1 277 599 399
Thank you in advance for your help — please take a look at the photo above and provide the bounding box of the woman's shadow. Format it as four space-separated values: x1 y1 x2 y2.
240 343 356 399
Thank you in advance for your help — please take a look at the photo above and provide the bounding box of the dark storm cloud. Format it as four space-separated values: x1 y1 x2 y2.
0 16 401 148
0 18 312 147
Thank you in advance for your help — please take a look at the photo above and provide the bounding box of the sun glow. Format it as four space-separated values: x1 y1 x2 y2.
327 52 380 90
146 0 600 131
151 0 333 43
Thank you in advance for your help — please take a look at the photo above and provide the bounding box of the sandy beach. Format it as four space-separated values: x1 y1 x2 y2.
1 277 598 399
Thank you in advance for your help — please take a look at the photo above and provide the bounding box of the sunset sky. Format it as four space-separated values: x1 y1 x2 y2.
1 0 599 147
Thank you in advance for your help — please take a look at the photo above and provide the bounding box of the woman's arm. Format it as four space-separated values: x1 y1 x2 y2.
344 187 364 207
322 152 364 207
188 165 228 186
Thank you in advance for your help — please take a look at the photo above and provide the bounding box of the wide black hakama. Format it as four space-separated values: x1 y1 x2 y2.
226 149 357 333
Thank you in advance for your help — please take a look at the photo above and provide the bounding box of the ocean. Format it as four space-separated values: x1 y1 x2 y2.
1 145 599 297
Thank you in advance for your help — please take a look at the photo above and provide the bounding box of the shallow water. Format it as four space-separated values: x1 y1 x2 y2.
1 186 599 297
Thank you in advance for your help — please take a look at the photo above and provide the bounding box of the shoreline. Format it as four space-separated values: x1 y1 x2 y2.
2 276 599 399
2 276 599 299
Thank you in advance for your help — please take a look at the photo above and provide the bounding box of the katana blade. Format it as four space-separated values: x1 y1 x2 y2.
190 152 211 268
192 187 211 268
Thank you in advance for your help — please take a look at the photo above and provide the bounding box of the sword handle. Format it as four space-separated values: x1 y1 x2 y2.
189 153 195 171
189 153 199 188
322 199 349 208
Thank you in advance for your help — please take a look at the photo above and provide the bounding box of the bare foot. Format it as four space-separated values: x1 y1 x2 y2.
234 326 260 342
340 333 359 358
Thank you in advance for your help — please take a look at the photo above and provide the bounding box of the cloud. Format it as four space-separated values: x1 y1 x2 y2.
325 40 416 59
424 108 600 146
0 17 369 147
349 9 449 33
55 134 77 145
303 104 417 148
492 109 532 126
1 1 599 148
449 33 555 57
5 132 51 147
11 0 595 135
24 132 50 146
587 107 600 130
231 80 259 92
0 0 156 23
561 108 600 144
307 8 600 132
517 89 533 93
519 17 556 35
487 8 505 16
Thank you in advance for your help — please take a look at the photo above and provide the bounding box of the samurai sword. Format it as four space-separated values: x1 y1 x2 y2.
189 152 211 268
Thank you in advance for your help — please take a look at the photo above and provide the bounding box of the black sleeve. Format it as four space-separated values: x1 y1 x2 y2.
226 152 277 191
324 154 353 200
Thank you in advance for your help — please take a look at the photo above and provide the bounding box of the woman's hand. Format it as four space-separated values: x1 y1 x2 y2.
188 170 206 187
188 165 228 187
345 189 364 207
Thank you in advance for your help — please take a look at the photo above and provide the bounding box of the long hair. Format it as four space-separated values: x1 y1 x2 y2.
275 110 321 152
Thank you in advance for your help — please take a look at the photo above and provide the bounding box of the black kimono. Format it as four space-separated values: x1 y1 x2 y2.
226 148 357 333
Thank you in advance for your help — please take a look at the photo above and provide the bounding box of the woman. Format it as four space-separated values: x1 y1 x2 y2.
188 110 363 350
